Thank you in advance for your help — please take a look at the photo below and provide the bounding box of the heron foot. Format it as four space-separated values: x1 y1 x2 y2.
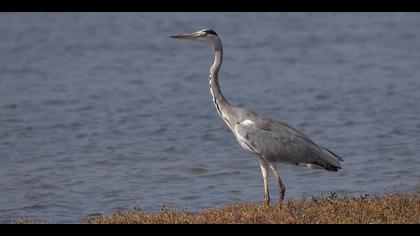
279 186 286 202
264 195 270 206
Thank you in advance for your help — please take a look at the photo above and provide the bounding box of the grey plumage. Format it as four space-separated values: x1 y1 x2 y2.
234 108 342 171
170 29 343 204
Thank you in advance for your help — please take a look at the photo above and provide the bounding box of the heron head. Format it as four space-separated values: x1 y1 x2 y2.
170 29 219 43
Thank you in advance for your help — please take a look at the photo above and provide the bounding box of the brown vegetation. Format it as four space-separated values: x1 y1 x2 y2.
85 193 420 224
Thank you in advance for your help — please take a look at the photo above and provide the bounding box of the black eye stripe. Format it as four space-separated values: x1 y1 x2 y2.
202 29 218 36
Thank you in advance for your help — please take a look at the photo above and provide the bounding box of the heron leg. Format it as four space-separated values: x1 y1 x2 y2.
269 164 286 202
259 161 270 205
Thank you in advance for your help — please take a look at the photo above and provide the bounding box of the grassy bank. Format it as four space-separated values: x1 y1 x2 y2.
83 193 420 224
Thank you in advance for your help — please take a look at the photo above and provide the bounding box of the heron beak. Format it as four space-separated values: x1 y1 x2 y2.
169 33 197 40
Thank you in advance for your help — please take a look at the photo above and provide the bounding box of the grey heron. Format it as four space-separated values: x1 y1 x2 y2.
170 29 343 204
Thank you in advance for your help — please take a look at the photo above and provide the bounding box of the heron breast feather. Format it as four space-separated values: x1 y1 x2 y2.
240 119 254 126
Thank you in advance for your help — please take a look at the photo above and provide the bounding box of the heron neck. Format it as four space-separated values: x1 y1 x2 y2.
209 39 233 129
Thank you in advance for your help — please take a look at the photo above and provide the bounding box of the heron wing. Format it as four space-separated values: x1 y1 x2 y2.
234 115 341 170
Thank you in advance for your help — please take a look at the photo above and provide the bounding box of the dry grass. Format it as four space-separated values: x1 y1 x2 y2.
85 192 420 224
11 218 46 224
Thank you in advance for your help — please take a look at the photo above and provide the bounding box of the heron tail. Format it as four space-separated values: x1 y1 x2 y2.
309 147 343 172
322 147 344 162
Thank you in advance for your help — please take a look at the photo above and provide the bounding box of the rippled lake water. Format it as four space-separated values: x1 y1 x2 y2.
1 12 420 223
